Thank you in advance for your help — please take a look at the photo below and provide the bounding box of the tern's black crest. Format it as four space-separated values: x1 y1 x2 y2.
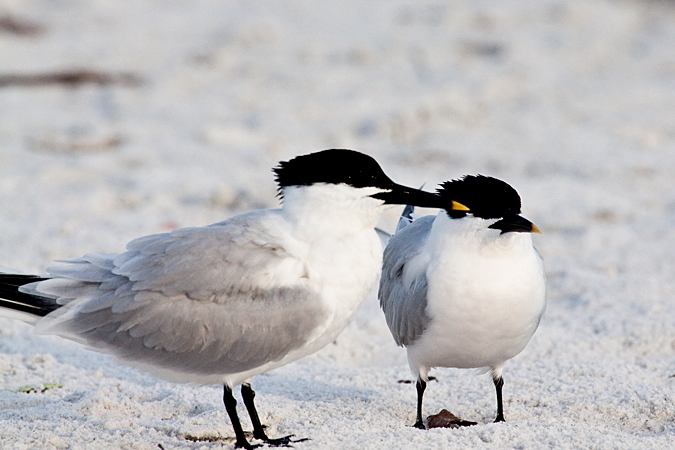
437 175 521 219
273 149 395 194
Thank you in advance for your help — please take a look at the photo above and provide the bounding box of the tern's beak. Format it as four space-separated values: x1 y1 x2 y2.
488 212 541 234
372 184 468 211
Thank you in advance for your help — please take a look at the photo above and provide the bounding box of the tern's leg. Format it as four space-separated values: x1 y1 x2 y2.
241 383 267 440
493 375 505 423
413 378 427 429
223 385 256 449
241 383 295 447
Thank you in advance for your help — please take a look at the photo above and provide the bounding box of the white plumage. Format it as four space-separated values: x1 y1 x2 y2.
0 149 463 449
380 175 546 428
30 185 386 387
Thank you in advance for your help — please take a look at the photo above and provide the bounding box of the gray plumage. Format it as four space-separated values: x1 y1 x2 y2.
0 148 457 449
379 215 435 347
25 211 328 384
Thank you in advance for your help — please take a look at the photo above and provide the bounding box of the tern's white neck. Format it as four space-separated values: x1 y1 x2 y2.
428 211 534 258
280 184 387 234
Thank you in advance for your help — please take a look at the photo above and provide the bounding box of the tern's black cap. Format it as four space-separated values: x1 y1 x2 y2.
273 149 455 209
437 175 539 234
273 149 396 191
437 175 521 220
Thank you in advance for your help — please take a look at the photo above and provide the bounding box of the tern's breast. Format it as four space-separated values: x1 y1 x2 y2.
409 237 546 370
309 229 383 334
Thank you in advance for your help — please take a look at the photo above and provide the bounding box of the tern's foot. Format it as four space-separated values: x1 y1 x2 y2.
260 434 293 447
494 414 505 423
426 409 477 429
413 419 426 429
252 433 309 448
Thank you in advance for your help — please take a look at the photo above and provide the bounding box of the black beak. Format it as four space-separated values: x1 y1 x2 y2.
371 183 469 211
488 212 542 234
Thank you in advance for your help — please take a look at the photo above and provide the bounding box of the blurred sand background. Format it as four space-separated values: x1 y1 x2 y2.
0 1 674 448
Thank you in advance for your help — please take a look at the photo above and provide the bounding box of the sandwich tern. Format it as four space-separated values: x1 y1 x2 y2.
0 149 467 448
379 175 546 428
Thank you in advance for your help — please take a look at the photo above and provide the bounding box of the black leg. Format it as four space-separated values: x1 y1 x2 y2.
241 383 268 441
413 378 427 429
241 383 297 447
493 375 505 423
223 385 256 449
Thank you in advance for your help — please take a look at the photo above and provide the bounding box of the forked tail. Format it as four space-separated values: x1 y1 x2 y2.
395 204 416 234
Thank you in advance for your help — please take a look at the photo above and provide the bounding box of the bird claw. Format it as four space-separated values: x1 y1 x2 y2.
413 420 426 429
261 434 293 447
253 434 309 448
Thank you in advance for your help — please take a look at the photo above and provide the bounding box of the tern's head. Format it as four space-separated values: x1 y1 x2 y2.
437 175 541 234
274 149 463 211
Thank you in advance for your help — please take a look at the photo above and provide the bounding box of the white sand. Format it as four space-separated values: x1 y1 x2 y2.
0 0 674 448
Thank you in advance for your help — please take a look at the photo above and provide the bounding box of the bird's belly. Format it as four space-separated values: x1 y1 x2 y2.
410 258 545 370
410 310 539 369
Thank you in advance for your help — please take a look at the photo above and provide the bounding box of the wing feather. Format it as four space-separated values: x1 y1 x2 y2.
32 210 328 382
379 216 435 347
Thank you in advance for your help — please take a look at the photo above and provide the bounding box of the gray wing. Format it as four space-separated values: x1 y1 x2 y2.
379 215 435 347
28 210 329 380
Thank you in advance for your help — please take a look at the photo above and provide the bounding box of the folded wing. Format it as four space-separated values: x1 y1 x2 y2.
379 216 435 347
27 211 328 382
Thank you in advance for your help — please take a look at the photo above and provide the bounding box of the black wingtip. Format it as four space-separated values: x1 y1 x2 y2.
0 274 59 317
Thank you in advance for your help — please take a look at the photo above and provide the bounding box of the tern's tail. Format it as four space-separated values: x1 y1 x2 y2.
395 184 425 234
375 204 414 246
0 274 59 317
395 204 416 234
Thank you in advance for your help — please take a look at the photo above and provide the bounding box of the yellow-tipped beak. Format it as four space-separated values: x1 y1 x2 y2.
531 223 542 234
451 201 470 212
